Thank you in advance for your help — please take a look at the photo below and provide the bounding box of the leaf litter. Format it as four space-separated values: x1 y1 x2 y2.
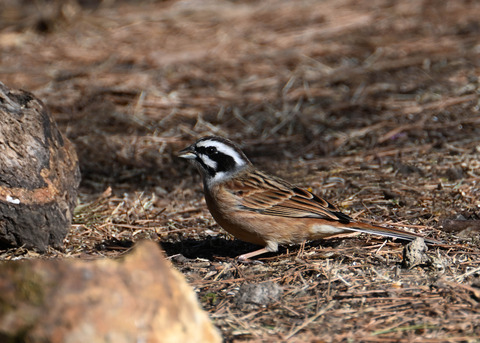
1 0 480 341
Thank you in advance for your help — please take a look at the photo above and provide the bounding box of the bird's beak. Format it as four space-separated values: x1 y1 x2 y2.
178 145 197 159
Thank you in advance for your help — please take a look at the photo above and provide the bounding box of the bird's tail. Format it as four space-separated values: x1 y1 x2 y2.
344 221 442 245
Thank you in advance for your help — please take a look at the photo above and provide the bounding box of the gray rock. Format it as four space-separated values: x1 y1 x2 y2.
403 237 431 268
235 281 283 310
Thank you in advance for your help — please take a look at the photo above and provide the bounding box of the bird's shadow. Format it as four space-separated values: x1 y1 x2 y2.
159 237 275 260
160 237 353 260
96 236 369 261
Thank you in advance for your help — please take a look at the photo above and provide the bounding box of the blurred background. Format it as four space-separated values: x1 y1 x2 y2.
1 0 478 189
0 0 479 247
1 1 480 341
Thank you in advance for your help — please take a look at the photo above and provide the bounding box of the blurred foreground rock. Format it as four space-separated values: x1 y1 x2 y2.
0 240 221 343
0 82 80 251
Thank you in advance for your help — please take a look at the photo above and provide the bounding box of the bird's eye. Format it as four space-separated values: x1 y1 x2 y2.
206 146 217 154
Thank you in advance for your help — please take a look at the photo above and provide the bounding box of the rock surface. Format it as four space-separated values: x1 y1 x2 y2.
402 238 431 268
0 240 222 343
235 281 283 310
0 82 80 251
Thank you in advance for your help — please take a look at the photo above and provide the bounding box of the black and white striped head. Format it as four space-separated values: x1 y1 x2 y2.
179 136 251 185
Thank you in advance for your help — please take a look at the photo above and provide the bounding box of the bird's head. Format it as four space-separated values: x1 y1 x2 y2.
179 136 251 185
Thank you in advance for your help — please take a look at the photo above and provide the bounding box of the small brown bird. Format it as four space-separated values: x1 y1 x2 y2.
179 136 440 260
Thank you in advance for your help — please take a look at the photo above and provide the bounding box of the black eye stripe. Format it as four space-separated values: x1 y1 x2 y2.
207 146 217 154
196 146 217 155
215 154 236 173
195 145 237 174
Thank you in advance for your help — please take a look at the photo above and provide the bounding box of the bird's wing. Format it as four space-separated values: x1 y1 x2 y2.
226 170 352 223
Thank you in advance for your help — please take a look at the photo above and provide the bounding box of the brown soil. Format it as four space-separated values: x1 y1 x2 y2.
1 0 480 341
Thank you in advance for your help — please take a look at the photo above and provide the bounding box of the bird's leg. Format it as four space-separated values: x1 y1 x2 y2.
237 241 278 261
237 247 270 261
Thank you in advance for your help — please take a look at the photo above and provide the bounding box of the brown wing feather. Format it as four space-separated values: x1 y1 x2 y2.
225 170 352 223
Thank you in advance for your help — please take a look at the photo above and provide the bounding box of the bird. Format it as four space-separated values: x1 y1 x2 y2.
179 136 441 260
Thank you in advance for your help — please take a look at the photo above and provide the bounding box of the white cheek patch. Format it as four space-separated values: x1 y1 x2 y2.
196 140 246 167
199 154 217 169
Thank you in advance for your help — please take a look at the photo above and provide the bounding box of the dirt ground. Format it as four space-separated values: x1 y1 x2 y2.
1 0 480 341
